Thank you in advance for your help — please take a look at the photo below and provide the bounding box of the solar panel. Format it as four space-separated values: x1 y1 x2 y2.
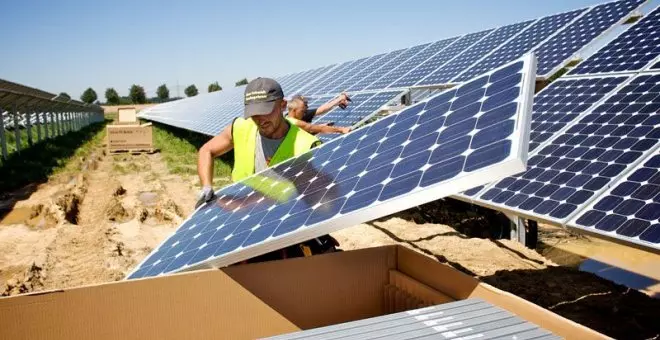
472 73 660 225
306 57 373 95
347 43 431 92
313 90 403 127
416 21 535 86
536 0 647 78
295 60 366 95
528 75 631 152
364 38 459 90
329 48 407 94
286 64 338 95
569 150 659 252
266 299 559 340
388 29 493 88
568 6 660 76
310 54 386 95
455 9 586 82
126 54 536 279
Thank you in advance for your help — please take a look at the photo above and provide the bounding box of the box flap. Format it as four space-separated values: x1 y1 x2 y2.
0 270 298 340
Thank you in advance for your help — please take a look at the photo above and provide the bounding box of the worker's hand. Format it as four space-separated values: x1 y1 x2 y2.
195 185 216 209
337 92 351 109
338 127 351 134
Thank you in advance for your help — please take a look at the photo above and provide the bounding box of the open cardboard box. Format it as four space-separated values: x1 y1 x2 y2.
0 245 607 339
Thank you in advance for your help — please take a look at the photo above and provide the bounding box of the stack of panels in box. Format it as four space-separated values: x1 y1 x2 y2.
417 20 534 86
389 29 493 88
528 75 630 152
364 38 458 90
535 0 647 78
265 299 559 340
311 54 386 95
295 60 362 95
329 49 407 94
476 73 660 224
306 57 372 95
125 56 533 279
314 90 403 127
347 43 430 92
285 64 337 95
455 9 585 82
570 150 659 251
568 6 660 75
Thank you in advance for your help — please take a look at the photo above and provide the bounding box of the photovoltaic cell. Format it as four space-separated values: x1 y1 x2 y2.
311 54 386 96
417 20 534 86
314 90 403 127
568 6 660 75
364 38 459 90
529 75 630 152
307 57 373 95
126 55 536 279
388 30 493 88
476 73 660 224
346 43 430 92
294 60 359 94
282 66 333 94
455 9 585 82
536 0 646 78
570 150 660 252
329 49 407 94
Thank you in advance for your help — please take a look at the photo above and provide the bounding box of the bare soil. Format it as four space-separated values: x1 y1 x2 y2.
0 145 658 339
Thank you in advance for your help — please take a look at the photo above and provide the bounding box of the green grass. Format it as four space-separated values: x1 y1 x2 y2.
151 122 232 187
0 120 109 193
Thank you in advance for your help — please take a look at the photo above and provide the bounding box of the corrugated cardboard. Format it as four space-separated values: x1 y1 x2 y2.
106 123 153 152
0 245 609 340
117 107 138 123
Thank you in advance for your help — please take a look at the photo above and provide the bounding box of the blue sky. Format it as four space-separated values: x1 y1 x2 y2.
0 0 656 99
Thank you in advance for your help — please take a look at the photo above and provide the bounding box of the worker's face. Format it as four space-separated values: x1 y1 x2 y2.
288 99 307 119
251 100 286 137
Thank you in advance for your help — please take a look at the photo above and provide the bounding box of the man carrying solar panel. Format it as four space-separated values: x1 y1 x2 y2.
286 93 353 135
195 77 339 262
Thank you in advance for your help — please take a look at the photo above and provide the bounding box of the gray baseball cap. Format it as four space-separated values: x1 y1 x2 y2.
243 77 284 118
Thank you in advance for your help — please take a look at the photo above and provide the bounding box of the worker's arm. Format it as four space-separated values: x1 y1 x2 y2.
197 123 234 187
315 92 351 116
292 119 351 135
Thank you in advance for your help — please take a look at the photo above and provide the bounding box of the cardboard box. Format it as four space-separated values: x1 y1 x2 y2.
0 246 608 340
106 123 153 152
117 107 138 124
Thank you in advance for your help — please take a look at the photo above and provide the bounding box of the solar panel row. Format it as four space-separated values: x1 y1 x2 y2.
127 55 536 279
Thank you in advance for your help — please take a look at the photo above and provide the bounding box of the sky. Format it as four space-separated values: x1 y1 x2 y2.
1 0 657 99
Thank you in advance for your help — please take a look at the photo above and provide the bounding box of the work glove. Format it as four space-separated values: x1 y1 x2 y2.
195 185 216 209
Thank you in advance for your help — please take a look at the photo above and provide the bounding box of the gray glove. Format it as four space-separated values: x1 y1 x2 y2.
195 185 216 209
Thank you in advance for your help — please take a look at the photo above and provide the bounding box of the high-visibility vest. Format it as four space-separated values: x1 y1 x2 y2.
231 117 320 182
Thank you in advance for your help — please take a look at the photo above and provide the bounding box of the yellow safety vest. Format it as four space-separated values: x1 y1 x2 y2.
231 117 320 182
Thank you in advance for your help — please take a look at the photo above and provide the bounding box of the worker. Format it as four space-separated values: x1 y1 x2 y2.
286 93 353 135
196 77 339 262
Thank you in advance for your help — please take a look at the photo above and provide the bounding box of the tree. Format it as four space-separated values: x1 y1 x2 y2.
208 82 222 93
129 84 147 104
157 84 169 101
185 84 198 97
59 92 71 100
80 87 97 104
235 78 248 87
105 88 120 105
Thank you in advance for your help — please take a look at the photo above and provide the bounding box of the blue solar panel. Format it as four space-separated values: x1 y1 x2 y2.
314 90 403 127
388 30 493 88
285 65 337 95
329 49 407 94
364 38 459 90
306 57 373 95
528 75 630 152
570 150 660 252
455 9 585 82
535 0 646 78
126 54 536 279
346 43 431 92
569 6 660 75
311 54 387 96
475 73 660 224
294 61 359 94
417 21 534 86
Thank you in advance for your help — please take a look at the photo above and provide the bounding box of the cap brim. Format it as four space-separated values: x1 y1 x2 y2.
244 101 277 118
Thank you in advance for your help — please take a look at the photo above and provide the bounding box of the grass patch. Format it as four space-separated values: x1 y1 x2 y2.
0 120 109 193
151 122 232 187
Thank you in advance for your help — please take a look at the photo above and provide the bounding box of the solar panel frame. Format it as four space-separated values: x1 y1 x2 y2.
125 54 537 279
535 0 649 79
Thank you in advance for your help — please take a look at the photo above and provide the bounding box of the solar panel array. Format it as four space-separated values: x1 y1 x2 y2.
126 55 536 279
313 90 404 126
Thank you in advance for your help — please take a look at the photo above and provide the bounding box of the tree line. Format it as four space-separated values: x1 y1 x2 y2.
72 78 250 105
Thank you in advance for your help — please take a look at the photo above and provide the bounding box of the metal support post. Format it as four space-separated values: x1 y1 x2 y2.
26 109 33 146
35 110 42 142
12 103 21 154
0 109 8 160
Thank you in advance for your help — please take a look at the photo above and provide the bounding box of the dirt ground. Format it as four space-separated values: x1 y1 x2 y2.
1 146 659 339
